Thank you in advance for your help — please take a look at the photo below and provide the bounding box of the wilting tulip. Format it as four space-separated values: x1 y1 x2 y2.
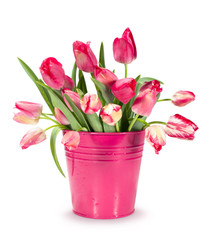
111 78 136 104
62 131 80 150
62 88 81 111
13 101 43 124
145 125 166 154
100 104 122 126
165 114 198 140
93 66 118 87
63 75 75 90
73 41 97 73
113 28 137 64
54 108 70 125
172 90 195 107
20 127 46 149
40 57 65 90
80 93 102 114
132 80 162 117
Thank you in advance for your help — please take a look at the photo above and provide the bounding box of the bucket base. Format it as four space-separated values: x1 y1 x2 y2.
73 209 135 219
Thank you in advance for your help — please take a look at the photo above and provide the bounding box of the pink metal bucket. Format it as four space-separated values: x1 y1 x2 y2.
65 130 145 219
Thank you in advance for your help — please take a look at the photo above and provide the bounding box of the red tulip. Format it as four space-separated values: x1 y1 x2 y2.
111 78 136 104
100 104 122 126
40 57 65 90
93 66 118 87
62 131 80 150
54 107 70 125
145 125 166 154
73 41 97 73
80 93 102 114
172 90 195 107
165 114 198 140
132 80 162 117
63 75 75 90
13 101 43 124
20 127 46 149
62 88 81 111
113 28 137 64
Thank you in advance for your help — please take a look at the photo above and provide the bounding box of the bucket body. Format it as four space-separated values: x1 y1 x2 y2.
65 131 145 219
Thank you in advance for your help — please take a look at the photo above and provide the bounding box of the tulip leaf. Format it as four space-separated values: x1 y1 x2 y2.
118 105 129 132
72 61 77 91
76 88 85 99
99 42 106 68
131 116 147 131
77 70 87 94
138 77 164 85
102 122 116 132
50 127 65 177
85 114 103 132
17 58 54 114
64 94 90 131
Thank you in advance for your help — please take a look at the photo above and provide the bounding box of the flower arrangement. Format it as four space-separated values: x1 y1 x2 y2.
14 28 198 176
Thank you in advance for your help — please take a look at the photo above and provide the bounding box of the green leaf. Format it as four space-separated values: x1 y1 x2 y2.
72 61 77 90
102 123 116 132
50 127 65 177
76 88 85 99
99 42 106 68
138 77 164 85
118 105 129 132
85 114 103 132
77 70 87 94
131 116 147 131
17 58 54 114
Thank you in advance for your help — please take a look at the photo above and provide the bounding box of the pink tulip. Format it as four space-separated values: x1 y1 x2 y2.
132 80 162 117
63 75 75 90
93 66 118 87
172 90 195 107
73 41 97 73
20 127 46 149
165 114 198 140
100 104 122 126
62 131 80 150
113 28 137 64
145 125 166 154
54 107 70 125
62 88 81 111
13 101 42 124
111 78 137 104
80 93 102 114
40 57 65 90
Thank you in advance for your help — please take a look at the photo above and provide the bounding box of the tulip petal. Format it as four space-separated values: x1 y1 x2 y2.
62 131 80 150
172 90 195 107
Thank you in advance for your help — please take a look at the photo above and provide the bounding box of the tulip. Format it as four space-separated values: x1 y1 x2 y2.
63 75 75 90
132 80 162 117
113 28 137 64
100 104 122 126
40 57 65 90
20 127 46 149
62 131 80 150
13 101 43 124
73 41 97 73
172 90 195 107
111 78 137 104
80 93 102 114
165 114 198 140
54 107 70 125
62 88 81 111
93 66 118 87
145 125 166 154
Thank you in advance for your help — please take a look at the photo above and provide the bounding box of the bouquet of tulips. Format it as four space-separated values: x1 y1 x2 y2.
14 28 198 176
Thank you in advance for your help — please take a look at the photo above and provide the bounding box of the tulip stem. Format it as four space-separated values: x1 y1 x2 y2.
157 98 171 102
44 125 67 132
116 122 120 132
148 121 167 125
128 114 139 131
41 113 60 124
124 64 128 78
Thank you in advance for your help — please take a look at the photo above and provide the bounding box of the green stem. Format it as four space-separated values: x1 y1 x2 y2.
41 113 59 124
136 118 150 126
157 98 172 102
128 114 139 132
116 122 120 132
124 64 128 78
44 124 66 132
148 121 167 125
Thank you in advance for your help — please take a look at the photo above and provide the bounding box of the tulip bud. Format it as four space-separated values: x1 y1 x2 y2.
93 66 118 87
63 75 75 90
172 90 195 107
20 127 46 149
40 57 65 90
111 78 136 104
145 125 166 154
100 104 122 126
113 28 137 64
132 80 162 117
54 107 70 125
62 88 81 111
13 101 42 124
73 41 97 73
80 93 102 114
165 114 198 140
62 131 80 150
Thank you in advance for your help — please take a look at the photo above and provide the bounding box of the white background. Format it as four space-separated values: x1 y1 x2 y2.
1 0 210 239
